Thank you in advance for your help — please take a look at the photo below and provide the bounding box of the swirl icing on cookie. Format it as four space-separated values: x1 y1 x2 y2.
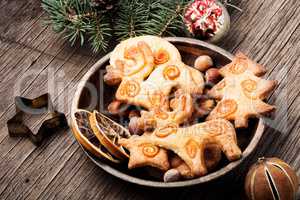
155 123 178 138
207 52 277 128
120 119 242 177
154 49 170 65
141 143 160 157
163 65 181 80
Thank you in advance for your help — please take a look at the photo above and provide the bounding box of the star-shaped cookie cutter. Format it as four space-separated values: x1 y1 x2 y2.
7 93 68 146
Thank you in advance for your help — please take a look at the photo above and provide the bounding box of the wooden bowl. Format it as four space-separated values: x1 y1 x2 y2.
71 37 265 188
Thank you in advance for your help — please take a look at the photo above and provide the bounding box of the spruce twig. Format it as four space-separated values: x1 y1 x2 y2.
221 0 243 12
148 0 191 37
87 14 112 52
114 0 151 40
42 0 193 52
42 0 112 51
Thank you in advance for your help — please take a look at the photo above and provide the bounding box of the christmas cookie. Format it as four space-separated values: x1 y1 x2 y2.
110 35 182 70
104 36 182 85
168 143 222 179
105 36 204 111
128 90 194 133
104 41 155 85
206 52 277 128
115 61 204 111
121 133 170 171
120 119 242 177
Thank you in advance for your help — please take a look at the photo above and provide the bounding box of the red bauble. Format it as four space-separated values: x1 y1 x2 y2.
184 0 230 43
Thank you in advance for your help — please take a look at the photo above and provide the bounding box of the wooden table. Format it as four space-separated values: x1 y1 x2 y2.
0 0 299 199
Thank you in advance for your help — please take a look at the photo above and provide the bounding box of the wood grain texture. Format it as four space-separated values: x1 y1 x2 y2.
0 0 299 199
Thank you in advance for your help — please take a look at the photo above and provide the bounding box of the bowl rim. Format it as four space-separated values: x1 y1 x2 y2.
70 37 265 188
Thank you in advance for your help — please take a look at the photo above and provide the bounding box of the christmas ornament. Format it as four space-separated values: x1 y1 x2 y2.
245 157 299 200
184 0 230 43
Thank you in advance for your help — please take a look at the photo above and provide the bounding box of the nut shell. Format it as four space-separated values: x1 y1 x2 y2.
194 55 213 72
195 98 215 118
128 117 143 135
104 65 122 86
205 68 222 85
107 100 131 116
163 169 182 182
128 110 140 119
245 157 299 200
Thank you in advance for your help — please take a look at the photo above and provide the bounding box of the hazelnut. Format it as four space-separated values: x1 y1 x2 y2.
107 100 128 115
104 72 122 86
170 155 183 168
204 144 221 171
104 65 122 86
195 99 215 118
194 55 213 72
128 117 143 135
128 110 140 119
205 68 222 85
203 88 211 95
245 157 299 200
163 169 181 182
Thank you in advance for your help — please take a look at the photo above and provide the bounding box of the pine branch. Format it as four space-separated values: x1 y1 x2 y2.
148 0 191 37
87 13 112 52
42 0 112 51
42 0 193 52
220 0 243 12
114 0 155 40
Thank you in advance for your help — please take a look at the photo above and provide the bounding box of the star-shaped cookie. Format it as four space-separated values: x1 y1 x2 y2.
206 52 277 128
120 134 170 171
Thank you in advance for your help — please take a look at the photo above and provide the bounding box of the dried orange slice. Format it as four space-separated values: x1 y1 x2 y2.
89 110 130 160
71 109 120 163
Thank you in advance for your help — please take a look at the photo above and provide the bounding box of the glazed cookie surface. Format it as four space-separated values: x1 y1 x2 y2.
120 119 242 177
207 52 277 128
110 35 182 71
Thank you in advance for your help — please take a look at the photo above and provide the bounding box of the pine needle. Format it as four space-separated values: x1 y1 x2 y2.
42 0 112 51
148 0 191 37
42 0 193 52
114 0 151 40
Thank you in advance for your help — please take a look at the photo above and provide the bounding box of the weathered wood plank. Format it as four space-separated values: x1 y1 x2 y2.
0 48 99 199
0 0 299 199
